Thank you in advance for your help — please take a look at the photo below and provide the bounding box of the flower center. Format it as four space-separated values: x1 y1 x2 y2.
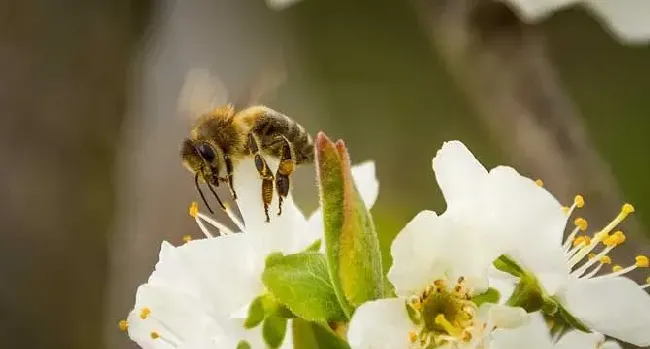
406 277 480 348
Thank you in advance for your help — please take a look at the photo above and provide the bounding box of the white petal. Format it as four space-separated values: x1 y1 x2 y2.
559 276 650 346
487 268 517 301
431 141 488 214
482 166 569 294
347 298 413 349
479 303 529 329
554 330 608 349
174 235 264 319
499 0 579 22
602 341 623 349
351 160 379 209
587 0 650 44
491 312 552 349
388 211 499 296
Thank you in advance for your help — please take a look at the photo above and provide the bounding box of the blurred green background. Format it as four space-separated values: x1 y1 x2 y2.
1 0 649 348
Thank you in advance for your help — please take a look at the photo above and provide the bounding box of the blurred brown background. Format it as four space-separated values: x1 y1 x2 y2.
1 0 649 348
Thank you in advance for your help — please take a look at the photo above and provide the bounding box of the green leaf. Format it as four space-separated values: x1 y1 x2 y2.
315 132 384 315
302 239 322 253
472 287 501 307
262 252 347 321
236 340 251 349
262 316 288 349
292 318 351 349
493 254 525 277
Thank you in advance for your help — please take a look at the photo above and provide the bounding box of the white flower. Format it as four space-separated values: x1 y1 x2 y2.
432 140 650 346
500 0 650 44
123 159 378 348
348 207 530 349
492 312 622 349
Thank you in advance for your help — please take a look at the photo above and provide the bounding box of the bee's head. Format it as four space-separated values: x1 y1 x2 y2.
180 138 224 186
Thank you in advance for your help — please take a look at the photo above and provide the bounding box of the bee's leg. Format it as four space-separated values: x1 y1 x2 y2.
275 136 294 216
248 133 274 223
223 154 237 200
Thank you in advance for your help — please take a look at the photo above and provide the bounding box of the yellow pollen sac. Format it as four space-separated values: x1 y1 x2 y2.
594 231 609 241
535 179 544 187
189 202 199 218
118 319 129 331
636 255 649 268
614 231 627 243
612 265 623 272
600 256 612 264
408 331 418 343
140 307 151 319
574 218 588 231
182 234 192 243
573 236 586 247
150 331 160 340
574 195 585 208
622 203 635 214
588 253 596 260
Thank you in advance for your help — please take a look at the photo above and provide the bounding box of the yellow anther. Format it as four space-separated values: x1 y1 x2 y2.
574 217 588 231
588 253 596 260
182 235 192 243
189 202 199 218
139 307 151 319
535 179 544 187
613 265 623 272
647 276 650 284
636 255 649 268
434 314 462 337
600 255 612 264
150 331 160 339
614 231 627 244
574 195 585 208
573 236 586 246
118 319 129 331
562 206 570 214
622 203 635 214
408 331 418 342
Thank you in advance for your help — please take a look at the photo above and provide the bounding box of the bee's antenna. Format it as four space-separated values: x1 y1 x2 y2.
194 173 214 214
206 180 227 211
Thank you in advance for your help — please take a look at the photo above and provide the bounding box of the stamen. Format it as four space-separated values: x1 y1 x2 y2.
567 205 632 269
118 319 129 331
408 331 417 343
194 216 215 238
636 255 649 268
643 277 650 289
535 179 544 187
150 331 160 339
593 256 646 280
196 212 232 236
188 202 199 218
435 314 462 337
182 235 192 243
140 307 151 319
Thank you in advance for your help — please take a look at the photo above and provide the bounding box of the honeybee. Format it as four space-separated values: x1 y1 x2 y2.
179 70 314 222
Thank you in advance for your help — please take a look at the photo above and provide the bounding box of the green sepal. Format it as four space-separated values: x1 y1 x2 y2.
262 316 288 349
405 301 421 325
493 254 525 277
236 340 251 349
244 295 268 329
315 132 383 316
262 252 347 321
292 318 351 349
472 287 501 307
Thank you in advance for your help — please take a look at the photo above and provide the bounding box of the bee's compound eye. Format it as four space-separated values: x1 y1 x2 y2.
197 143 216 162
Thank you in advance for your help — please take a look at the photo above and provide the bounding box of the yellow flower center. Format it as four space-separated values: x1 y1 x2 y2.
406 277 479 348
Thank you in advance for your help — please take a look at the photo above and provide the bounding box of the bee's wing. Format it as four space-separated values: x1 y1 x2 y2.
177 68 229 119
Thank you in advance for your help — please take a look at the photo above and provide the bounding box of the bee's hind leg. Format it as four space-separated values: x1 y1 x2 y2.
275 136 295 216
248 133 274 223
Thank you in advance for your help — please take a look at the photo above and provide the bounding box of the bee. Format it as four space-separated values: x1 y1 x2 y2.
180 102 314 222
